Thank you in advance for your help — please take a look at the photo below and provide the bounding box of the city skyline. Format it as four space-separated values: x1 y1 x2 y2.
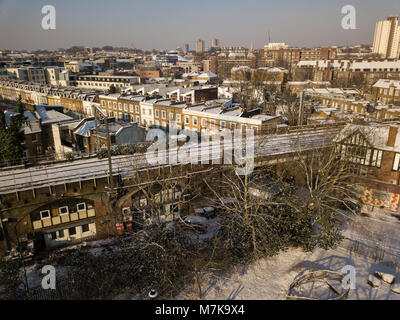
1 0 400 51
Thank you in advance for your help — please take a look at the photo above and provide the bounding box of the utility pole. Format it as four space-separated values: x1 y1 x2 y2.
92 104 113 191
105 116 113 191
298 90 305 126
92 104 100 153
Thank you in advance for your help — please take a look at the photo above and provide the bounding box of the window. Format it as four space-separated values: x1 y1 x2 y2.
69 227 76 235
169 112 174 120
193 117 198 126
40 210 50 220
31 134 37 142
185 116 190 124
77 203 86 211
210 120 216 129
220 121 226 128
393 153 400 171
129 104 134 112
50 232 57 240
113 102 117 110
230 123 236 129
371 149 383 167
58 229 65 238
59 206 69 215
162 110 166 119
118 103 122 111
124 103 128 112
176 114 181 123
201 118 207 127
135 105 139 113
155 109 159 118
82 224 89 233
102 100 105 106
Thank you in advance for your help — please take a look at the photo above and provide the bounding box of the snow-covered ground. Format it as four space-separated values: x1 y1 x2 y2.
17 209 400 300
177 214 400 300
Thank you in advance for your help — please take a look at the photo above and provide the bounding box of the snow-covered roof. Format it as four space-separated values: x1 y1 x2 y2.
35 106 73 124
74 120 96 137
373 79 400 89
250 114 280 121
198 72 217 78
350 60 400 71
4 110 41 134
335 123 400 153
287 80 331 86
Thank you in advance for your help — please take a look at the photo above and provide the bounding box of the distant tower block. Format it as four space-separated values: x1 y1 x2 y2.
196 39 205 53
372 16 400 59
211 38 220 48
183 43 189 54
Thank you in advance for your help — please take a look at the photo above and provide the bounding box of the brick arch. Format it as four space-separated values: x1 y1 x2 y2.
16 197 96 239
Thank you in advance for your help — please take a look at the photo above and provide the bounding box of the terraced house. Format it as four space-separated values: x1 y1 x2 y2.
153 99 186 130
373 79 400 105
182 99 281 134
0 79 101 117
99 93 144 122
77 75 140 90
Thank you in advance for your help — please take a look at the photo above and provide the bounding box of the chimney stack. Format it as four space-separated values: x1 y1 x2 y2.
387 126 398 147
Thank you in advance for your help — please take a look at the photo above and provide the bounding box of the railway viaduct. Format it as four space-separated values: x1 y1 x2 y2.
0 123 343 255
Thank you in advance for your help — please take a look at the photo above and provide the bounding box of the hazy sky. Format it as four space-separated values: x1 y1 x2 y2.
0 0 400 51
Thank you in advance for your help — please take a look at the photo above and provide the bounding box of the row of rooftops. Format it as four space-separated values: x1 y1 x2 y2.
98 90 279 123
373 79 400 90
181 71 217 78
297 59 400 71
0 78 219 101
304 87 360 97
0 78 101 101
231 66 288 73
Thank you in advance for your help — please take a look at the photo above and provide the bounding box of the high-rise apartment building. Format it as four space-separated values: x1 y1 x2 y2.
196 39 205 53
211 38 219 48
183 43 189 54
372 16 400 59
